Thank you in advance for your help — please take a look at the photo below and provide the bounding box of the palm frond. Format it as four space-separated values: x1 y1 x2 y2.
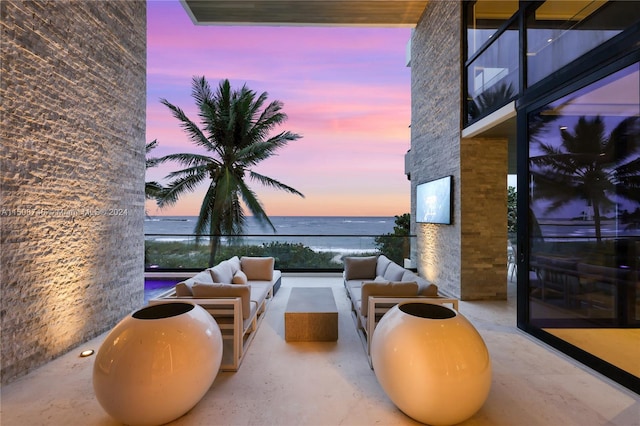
249 171 304 197
160 98 215 152
163 163 210 180
157 171 208 208
604 116 640 163
236 178 276 232
145 139 160 168
156 152 217 169
145 181 163 200
160 76 303 250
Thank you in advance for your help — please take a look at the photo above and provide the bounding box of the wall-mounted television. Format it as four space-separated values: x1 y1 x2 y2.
416 175 452 224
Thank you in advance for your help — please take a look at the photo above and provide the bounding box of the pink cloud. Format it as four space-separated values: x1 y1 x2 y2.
146 0 412 217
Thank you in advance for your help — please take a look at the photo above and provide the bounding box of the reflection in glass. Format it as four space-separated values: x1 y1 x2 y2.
466 22 518 124
527 1 640 86
466 0 518 59
527 63 639 378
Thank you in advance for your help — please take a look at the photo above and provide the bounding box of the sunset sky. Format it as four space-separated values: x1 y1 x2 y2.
145 0 412 217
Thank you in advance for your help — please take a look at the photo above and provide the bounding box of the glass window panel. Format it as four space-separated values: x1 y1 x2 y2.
466 0 518 59
527 63 640 377
466 22 519 124
527 1 640 86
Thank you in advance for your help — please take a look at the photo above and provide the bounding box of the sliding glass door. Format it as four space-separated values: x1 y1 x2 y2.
525 61 639 391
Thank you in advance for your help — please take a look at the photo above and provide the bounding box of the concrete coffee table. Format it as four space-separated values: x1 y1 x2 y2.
285 287 338 342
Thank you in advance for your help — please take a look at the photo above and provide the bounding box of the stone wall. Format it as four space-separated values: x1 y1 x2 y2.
410 1 507 299
410 1 462 297
0 0 146 384
460 137 508 299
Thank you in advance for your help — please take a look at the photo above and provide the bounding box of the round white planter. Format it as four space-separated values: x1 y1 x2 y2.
93 302 223 426
371 302 491 426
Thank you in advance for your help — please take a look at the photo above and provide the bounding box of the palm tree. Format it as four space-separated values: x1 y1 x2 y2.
156 76 304 266
530 116 640 241
467 82 516 123
145 139 164 201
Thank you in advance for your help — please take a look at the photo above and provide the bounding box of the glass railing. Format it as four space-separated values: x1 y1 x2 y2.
145 233 416 272
465 21 519 126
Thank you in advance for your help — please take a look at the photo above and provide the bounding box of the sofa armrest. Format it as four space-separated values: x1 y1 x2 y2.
192 283 251 319
360 281 419 316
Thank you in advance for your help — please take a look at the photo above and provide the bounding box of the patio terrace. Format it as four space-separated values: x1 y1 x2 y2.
1 274 638 426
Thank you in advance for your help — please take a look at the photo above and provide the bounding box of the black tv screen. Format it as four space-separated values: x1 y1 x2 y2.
416 176 452 224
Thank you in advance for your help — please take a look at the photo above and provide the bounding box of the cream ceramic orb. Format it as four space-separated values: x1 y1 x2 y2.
371 302 491 426
93 303 222 426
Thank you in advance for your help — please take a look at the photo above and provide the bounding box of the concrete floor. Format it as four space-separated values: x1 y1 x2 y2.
1 275 638 426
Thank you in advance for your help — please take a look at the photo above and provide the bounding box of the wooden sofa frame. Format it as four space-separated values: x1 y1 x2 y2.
349 294 459 367
149 284 273 372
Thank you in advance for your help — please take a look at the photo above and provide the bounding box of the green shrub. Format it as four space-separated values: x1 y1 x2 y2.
144 240 375 270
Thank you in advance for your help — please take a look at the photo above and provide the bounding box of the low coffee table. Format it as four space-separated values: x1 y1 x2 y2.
285 287 338 342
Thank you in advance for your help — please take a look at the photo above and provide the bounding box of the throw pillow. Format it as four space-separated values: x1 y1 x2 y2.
227 256 241 274
241 256 274 281
344 256 378 280
383 262 406 281
376 255 393 277
401 270 419 282
209 260 235 284
175 281 193 297
232 270 248 284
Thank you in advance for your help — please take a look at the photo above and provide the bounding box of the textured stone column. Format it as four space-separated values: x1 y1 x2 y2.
410 1 508 300
0 0 146 383
410 1 462 298
460 138 508 300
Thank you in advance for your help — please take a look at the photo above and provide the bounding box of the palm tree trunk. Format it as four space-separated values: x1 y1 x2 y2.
208 219 221 267
592 198 602 242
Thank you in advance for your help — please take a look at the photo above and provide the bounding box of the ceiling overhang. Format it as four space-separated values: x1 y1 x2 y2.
181 0 429 27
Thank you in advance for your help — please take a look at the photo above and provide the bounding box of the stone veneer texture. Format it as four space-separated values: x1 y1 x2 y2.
0 0 146 384
460 138 508 300
410 1 507 300
410 1 462 298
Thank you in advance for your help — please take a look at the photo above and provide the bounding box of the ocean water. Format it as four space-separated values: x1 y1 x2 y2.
144 216 396 252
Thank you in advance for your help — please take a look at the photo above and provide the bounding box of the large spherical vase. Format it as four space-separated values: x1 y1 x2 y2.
93 303 223 426
371 303 491 426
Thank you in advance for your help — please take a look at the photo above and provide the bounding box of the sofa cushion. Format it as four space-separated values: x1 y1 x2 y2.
241 256 274 281
401 270 419 282
210 260 235 284
175 281 193 297
228 256 241 274
400 271 438 296
383 262 406 281
232 270 248 284
192 283 251 319
414 276 438 296
249 282 271 305
175 269 213 296
376 255 393 278
360 281 418 316
344 256 378 280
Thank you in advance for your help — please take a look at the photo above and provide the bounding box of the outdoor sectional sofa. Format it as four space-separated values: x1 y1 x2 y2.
149 256 281 371
343 255 458 365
